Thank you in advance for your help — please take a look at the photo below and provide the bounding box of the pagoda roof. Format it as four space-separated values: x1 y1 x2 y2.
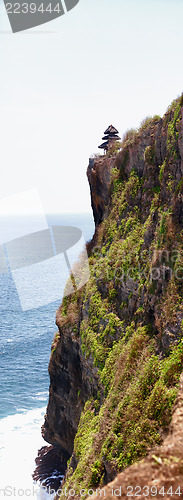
98 141 109 149
104 125 119 135
102 134 121 141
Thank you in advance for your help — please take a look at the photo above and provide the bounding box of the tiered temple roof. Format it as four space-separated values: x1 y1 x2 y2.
98 125 121 152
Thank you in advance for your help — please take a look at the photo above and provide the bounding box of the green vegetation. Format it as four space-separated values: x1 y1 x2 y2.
106 141 121 157
139 115 161 132
159 160 166 182
63 333 183 496
144 144 156 165
57 95 183 498
167 109 180 161
121 128 137 147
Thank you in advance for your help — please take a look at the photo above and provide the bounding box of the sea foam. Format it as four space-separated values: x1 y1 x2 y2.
0 407 54 499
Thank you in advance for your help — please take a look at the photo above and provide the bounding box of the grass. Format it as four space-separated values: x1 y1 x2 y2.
57 94 183 498
63 330 183 497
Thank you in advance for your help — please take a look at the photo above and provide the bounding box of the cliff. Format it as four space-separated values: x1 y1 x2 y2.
41 95 183 498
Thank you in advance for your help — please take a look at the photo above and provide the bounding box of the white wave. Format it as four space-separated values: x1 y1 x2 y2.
0 408 54 499
35 392 48 397
30 392 48 402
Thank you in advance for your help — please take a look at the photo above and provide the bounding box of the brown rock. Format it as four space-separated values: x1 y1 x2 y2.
87 157 115 226
41 322 100 457
32 445 67 491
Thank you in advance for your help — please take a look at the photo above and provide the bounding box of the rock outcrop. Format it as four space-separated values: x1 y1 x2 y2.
32 445 66 491
87 157 115 225
40 95 183 498
42 309 100 457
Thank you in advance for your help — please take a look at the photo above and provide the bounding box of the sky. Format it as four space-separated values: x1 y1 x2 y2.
0 0 183 214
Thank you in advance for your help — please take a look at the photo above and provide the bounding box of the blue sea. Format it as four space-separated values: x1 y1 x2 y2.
0 213 94 499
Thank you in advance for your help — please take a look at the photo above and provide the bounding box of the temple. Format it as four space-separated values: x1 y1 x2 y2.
98 125 121 153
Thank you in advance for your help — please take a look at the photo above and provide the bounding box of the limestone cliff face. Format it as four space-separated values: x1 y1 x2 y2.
42 158 116 459
41 96 183 497
42 156 116 458
42 308 100 457
87 157 115 225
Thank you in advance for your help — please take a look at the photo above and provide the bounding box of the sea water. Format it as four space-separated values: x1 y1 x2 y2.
0 213 95 499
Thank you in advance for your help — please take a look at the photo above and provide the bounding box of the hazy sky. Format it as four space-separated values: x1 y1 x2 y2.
0 0 183 214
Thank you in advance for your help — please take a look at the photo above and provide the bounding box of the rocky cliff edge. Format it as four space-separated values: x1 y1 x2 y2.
41 95 183 498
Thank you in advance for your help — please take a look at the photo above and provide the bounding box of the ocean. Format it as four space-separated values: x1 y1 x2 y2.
0 213 95 499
